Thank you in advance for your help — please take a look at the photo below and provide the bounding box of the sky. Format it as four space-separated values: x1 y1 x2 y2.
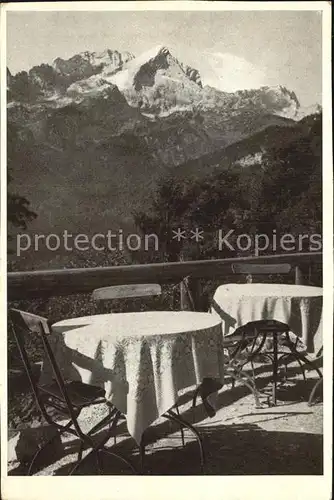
6 10 322 106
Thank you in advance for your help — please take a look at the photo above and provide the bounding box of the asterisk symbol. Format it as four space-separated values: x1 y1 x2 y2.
172 228 187 241
190 228 204 242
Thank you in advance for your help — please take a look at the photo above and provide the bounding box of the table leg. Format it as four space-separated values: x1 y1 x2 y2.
272 334 278 405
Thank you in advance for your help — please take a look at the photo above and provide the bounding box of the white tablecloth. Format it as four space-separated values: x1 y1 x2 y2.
211 284 323 354
45 311 223 444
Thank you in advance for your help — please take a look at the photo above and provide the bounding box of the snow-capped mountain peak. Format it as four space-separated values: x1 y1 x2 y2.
7 44 315 122
106 45 202 91
52 49 134 81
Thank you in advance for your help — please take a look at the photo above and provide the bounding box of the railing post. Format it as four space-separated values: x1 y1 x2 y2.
180 277 202 311
295 265 304 285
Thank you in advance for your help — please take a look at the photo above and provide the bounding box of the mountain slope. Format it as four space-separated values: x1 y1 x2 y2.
171 113 319 179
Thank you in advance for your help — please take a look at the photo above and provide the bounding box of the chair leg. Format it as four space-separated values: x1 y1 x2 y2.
71 439 137 475
28 421 73 476
73 404 118 468
308 377 323 406
95 449 104 474
278 350 306 384
165 409 205 473
86 406 118 437
69 432 96 475
77 441 84 463
295 356 307 381
277 353 289 383
228 371 262 408
101 447 138 474
106 404 117 445
192 387 200 408
139 439 146 474
71 410 137 475
175 403 185 447
283 337 322 381
250 359 256 383
296 352 323 379
281 362 287 385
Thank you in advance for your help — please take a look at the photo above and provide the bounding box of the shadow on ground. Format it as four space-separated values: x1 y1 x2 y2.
8 371 322 476
139 423 323 475
33 418 322 476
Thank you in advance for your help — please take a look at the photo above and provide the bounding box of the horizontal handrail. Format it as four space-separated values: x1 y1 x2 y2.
7 252 322 300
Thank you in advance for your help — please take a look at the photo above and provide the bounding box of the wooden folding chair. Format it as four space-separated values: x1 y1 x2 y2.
9 308 137 475
92 283 162 314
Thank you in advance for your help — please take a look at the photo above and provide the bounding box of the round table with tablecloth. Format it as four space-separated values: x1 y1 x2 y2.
42 311 223 445
211 284 323 355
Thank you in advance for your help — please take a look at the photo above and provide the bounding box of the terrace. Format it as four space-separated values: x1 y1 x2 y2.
7 251 323 476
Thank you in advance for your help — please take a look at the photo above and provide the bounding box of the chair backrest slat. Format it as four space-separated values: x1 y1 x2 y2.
232 263 291 275
92 283 161 301
232 263 291 283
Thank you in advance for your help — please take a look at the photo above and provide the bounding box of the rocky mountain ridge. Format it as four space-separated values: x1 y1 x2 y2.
8 45 321 243
8 45 303 118
8 45 308 166
53 49 135 76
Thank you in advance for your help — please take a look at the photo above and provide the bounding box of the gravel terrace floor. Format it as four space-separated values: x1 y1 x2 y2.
8 361 323 476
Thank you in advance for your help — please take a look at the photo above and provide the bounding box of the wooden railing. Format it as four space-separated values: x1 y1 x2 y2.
7 252 322 309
